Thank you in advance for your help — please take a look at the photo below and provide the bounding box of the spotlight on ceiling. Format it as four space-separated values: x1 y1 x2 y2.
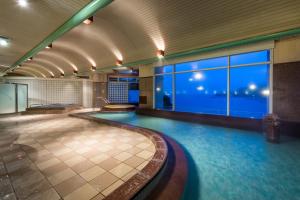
83 16 93 25
90 65 96 71
27 57 33 61
60 73 64 78
46 44 52 49
0 36 9 47
73 70 78 75
116 59 123 66
157 50 165 58
18 0 28 7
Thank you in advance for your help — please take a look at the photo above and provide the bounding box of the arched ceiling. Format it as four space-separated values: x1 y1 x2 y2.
2 0 300 77
0 0 91 75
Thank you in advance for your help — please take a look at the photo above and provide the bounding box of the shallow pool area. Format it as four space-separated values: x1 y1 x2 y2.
91 112 300 200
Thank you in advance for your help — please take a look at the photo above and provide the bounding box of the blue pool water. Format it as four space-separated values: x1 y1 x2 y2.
91 112 300 200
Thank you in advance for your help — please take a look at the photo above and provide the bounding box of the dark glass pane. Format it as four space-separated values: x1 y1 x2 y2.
155 75 173 110
128 90 139 103
230 50 270 66
109 77 118 82
175 69 227 115
119 78 128 82
230 65 269 119
154 65 173 74
127 78 137 82
128 83 139 90
175 56 227 72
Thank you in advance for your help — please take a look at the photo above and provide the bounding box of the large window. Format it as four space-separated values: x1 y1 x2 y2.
175 70 227 115
154 50 271 119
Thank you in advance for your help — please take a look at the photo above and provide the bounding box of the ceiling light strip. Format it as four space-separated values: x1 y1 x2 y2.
7 0 113 74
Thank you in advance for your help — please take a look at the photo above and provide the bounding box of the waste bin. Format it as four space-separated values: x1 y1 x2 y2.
263 114 281 143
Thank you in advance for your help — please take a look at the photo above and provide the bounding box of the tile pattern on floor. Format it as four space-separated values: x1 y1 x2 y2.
0 114 156 200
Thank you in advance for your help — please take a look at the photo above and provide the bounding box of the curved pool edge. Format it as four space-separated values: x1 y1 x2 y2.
69 112 188 200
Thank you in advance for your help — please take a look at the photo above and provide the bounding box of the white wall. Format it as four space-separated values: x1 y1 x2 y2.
4 77 93 108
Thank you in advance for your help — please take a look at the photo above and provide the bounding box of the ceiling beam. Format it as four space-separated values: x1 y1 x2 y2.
5 0 113 75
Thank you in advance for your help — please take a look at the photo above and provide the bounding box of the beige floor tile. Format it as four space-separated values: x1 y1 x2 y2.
56 151 77 161
105 149 122 157
125 147 143 155
124 156 145 168
136 150 154 160
91 193 105 200
98 158 121 171
37 158 61 170
48 168 76 185
89 172 118 192
101 180 124 196
54 175 86 197
64 155 86 167
28 149 50 159
52 147 72 156
90 154 109 164
109 163 133 178
71 160 94 174
145 144 156 153
64 183 98 200
121 169 138 181
97 145 113 153
41 162 69 177
136 142 151 149
113 152 133 162
117 143 133 151
76 146 91 155
80 166 106 181
64 140 81 149
136 160 149 171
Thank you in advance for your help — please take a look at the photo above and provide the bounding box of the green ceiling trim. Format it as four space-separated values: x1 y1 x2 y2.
7 0 113 73
97 27 300 72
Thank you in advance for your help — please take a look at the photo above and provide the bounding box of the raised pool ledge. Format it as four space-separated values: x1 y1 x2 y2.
69 112 188 200
136 108 263 132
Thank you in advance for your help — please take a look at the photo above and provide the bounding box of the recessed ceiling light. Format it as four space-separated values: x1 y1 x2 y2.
0 36 9 47
46 44 52 49
157 50 165 58
83 16 93 25
18 0 28 7
116 59 123 66
90 65 96 71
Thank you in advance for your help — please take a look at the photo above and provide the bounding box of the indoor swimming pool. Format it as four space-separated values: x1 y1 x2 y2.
91 112 300 200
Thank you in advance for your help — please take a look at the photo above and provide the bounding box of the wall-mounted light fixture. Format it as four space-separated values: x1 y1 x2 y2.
51 75 55 78
0 36 9 47
60 73 65 78
91 65 96 71
27 57 33 61
46 43 52 49
73 70 78 75
83 16 93 25
116 59 123 66
156 49 165 58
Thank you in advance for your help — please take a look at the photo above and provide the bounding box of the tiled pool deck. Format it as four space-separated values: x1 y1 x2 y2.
0 114 157 200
